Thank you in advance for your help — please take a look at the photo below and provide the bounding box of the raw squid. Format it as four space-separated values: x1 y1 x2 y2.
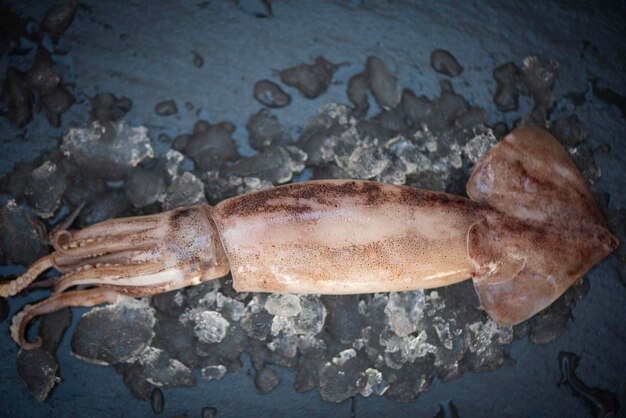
1 124 618 350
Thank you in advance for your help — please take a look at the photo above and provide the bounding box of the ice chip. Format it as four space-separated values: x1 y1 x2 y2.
468 319 513 354
360 368 389 397
319 349 367 403
331 128 389 179
17 348 59 402
465 319 513 372
432 317 454 350
241 295 273 340
200 365 227 381
0 200 49 266
24 160 68 218
163 149 184 180
61 121 153 180
135 346 195 388
71 297 155 365
265 294 302 317
297 335 327 356
293 295 327 335
426 290 446 316
180 310 229 344
270 295 326 336
214 293 245 322
162 172 206 210
267 333 298 358
463 127 497 164
380 328 438 367
332 348 357 366
174 291 184 306
385 290 425 337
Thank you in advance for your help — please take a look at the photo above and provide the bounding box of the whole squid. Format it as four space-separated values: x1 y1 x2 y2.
1 124 618 350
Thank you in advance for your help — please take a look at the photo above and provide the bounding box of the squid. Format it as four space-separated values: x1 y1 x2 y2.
0 124 618 350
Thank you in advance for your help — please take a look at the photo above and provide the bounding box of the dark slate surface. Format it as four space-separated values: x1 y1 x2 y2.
1 1 624 417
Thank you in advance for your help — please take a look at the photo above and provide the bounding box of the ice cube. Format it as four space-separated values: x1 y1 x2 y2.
0 200 49 266
61 121 154 181
466 319 513 372
17 348 60 401
24 160 68 218
240 296 273 340
270 295 327 337
463 127 497 164
162 172 206 210
162 149 184 180
265 294 302 317
71 297 156 365
319 348 368 403
180 310 229 344
432 317 454 350
200 365 227 381
359 368 389 397
267 333 298 358
135 346 195 388
385 290 425 337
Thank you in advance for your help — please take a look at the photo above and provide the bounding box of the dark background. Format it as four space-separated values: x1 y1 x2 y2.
1 1 625 417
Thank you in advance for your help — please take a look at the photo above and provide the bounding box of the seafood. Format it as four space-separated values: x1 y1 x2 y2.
1 124 618 350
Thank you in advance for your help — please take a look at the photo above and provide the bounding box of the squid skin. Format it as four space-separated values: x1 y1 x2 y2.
0 124 619 350
213 180 484 294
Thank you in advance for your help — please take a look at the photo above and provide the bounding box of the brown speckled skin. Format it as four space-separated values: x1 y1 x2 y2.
2 124 618 349
213 180 485 294
466 124 618 325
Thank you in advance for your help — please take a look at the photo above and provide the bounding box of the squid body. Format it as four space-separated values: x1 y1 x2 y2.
0 124 618 350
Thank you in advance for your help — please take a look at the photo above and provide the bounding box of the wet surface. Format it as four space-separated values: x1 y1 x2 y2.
0 1 625 417
558 352 620 417
150 387 164 415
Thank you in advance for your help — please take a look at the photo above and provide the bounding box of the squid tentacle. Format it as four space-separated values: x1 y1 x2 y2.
52 249 151 275
0 255 54 297
62 215 160 243
48 202 85 244
10 288 123 350
51 227 158 260
0 209 162 298
52 261 166 295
